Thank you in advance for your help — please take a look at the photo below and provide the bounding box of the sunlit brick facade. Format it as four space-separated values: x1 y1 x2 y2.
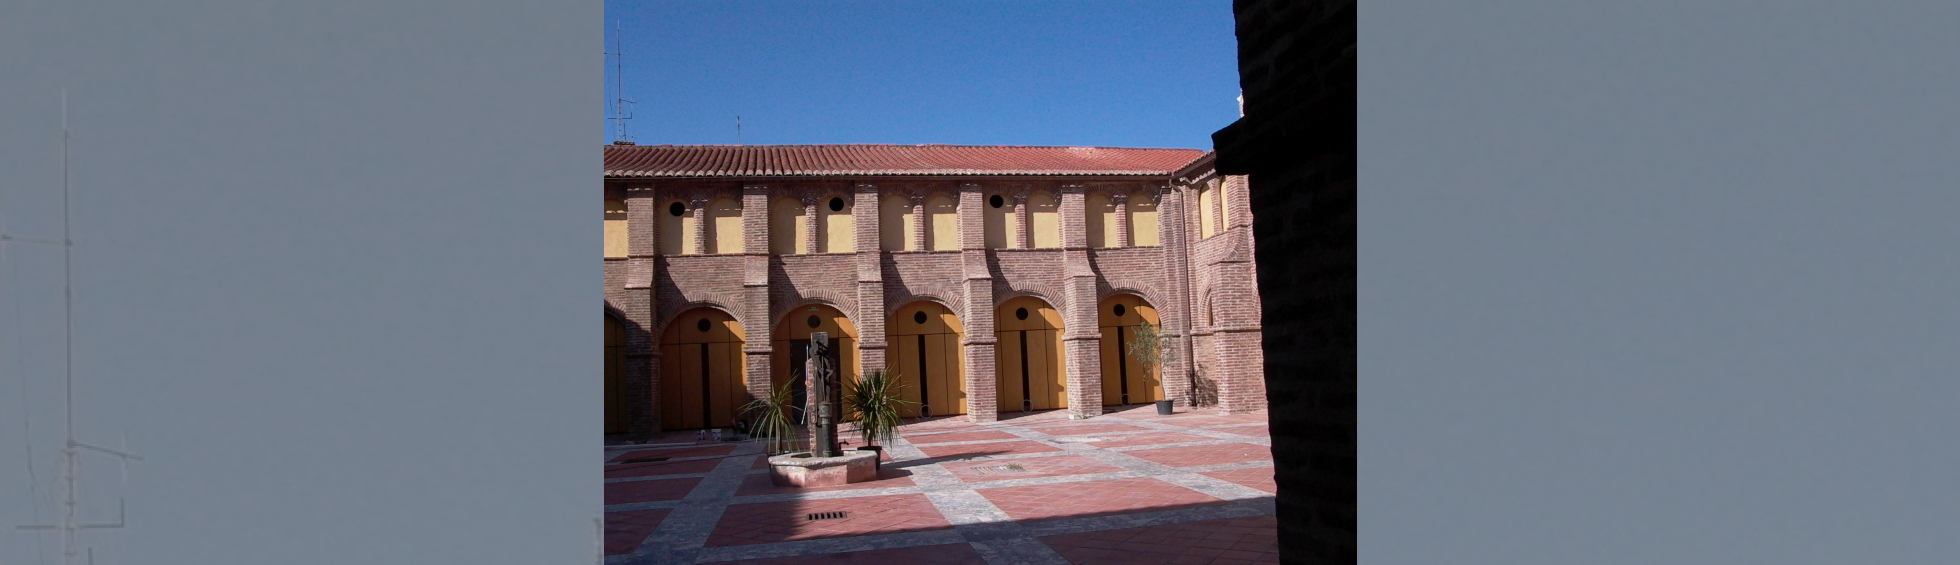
604 144 1263 438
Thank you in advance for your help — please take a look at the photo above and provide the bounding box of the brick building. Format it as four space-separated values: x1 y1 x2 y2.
603 144 1265 438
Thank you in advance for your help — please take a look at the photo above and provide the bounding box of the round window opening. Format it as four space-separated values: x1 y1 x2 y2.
668 202 686 216
828 197 844 212
913 311 928 324
1015 307 1029 320
1113 304 1127 317
989 195 1004 208
696 319 712 332
806 315 822 329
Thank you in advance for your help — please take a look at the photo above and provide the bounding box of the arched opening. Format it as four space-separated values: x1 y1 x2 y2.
995 296 1066 412
821 195 854 253
659 199 695 255
605 313 626 434
1086 193 1116 248
769 197 804 255
770 304 859 425
1128 191 1159 247
604 200 628 258
880 195 913 251
888 301 966 418
983 193 1014 249
707 197 743 254
659 308 747 431
1099 294 1162 406
925 194 959 251
1028 192 1060 249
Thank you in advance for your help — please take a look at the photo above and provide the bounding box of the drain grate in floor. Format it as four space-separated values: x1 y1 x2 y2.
967 464 1028 476
806 511 849 521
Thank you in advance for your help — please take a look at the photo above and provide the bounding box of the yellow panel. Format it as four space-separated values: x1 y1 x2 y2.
770 198 800 255
659 200 688 256
983 194 1011 249
894 333 922 417
1085 194 1111 248
1100 326 1123 405
822 199 854 253
709 198 744 254
605 200 628 258
708 342 737 428
948 333 967 414
880 195 910 251
926 195 959 251
1129 193 1159 247
996 330 1023 412
1199 185 1216 239
1029 193 1060 249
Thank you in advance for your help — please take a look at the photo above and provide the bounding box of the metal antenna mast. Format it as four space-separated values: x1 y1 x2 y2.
606 22 634 144
12 89 143 565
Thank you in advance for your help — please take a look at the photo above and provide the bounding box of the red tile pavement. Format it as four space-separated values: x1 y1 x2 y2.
940 454 1128 483
901 429 1021 444
604 509 672 556
1209 424 1268 437
1029 423 1155 436
733 469 917 497
1122 444 1272 468
978 478 1226 522
605 477 703 504
914 440 1062 460
1149 416 1255 429
607 458 724 478
1038 515 1279 565
697 542 989 565
1079 431 1216 449
1199 468 1277 494
610 444 737 462
705 494 953 547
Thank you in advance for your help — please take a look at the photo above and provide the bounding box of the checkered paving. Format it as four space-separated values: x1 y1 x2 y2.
606 476 703 504
1208 424 1268 437
608 458 723 478
705 494 953 547
900 429 1022 444
1075 431 1215 448
610 444 737 462
733 469 917 497
977 477 1227 522
605 509 672 556
1121 443 1272 468
913 439 1063 460
1038 515 1280 565
939 454 1128 483
1026 422 1155 436
1199 467 1277 494
696 543 989 565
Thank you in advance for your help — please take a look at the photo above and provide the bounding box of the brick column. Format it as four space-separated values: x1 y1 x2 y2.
802 195 820 255
1012 193 1031 249
1058 184 1103 418
741 184 774 406
1112 193 1131 248
854 183 887 380
908 194 926 252
623 184 662 439
691 196 709 255
958 183 998 422
1158 184 1195 409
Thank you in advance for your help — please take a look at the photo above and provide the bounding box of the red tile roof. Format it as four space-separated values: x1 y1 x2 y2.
604 144 1209 178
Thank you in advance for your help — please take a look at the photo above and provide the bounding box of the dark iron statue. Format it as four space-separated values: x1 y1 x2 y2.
806 332 843 457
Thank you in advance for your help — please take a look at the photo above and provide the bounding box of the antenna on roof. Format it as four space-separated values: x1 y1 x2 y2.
8 88 143 565
736 116 742 146
606 21 635 145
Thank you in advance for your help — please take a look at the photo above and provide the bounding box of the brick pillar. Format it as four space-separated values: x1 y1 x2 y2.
908 194 926 252
958 183 998 422
802 195 820 255
1012 193 1031 249
691 196 709 255
1058 184 1103 418
741 184 774 406
1213 175 1265 413
623 184 662 439
1112 193 1131 248
854 183 887 381
1158 184 1196 409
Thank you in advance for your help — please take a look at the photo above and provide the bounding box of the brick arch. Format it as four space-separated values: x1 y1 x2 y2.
1097 278 1170 316
886 293 966 325
604 299 627 321
770 287 860 331
994 280 1066 313
654 292 745 339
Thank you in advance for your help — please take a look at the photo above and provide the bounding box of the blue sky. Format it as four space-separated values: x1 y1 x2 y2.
602 1 1240 149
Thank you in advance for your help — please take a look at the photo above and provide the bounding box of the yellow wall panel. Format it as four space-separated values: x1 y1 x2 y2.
926 194 959 251
659 200 689 256
1085 194 1114 248
984 194 1012 249
605 200 628 258
770 198 801 255
1129 192 1159 247
1029 193 1060 249
709 198 744 254
822 197 854 253
880 195 910 251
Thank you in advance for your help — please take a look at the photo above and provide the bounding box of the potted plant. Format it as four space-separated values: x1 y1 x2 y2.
740 380 804 455
1128 321 1176 415
843 365 915 469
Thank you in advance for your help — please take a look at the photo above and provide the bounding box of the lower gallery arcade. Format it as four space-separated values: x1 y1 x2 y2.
604 144 1267 437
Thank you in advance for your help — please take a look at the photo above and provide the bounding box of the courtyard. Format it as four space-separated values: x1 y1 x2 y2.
603 404 1276 565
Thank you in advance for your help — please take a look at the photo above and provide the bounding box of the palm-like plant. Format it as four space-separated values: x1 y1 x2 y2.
844 366 916 448
740 380 803 455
